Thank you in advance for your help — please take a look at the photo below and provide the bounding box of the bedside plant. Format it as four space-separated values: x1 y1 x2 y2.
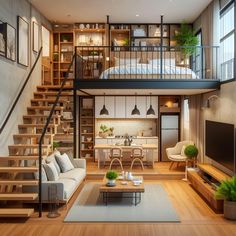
215 176 236 220
106 171 118 185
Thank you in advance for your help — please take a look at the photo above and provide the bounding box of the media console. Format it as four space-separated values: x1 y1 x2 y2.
187 163 231 212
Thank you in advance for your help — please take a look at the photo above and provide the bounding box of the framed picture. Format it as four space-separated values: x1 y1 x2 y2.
33 21 39 53
17 16 29 66
6 23 16 61
0 21 6 57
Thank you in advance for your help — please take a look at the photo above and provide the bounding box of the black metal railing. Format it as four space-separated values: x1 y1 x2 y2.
38 54 75 217
0 47 43 133
75 45 219 80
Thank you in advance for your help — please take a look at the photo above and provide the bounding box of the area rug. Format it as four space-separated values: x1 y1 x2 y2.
64 183 180 222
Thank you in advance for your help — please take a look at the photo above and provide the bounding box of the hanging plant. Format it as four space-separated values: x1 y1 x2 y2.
174 23 199 56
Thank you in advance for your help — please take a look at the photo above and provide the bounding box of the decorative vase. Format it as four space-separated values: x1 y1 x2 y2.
224 200 236 220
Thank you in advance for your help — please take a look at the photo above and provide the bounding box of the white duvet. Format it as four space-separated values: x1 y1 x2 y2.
100 63 198 79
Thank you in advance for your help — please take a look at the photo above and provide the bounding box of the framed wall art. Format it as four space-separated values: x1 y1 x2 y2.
6 23 16 61
17 16 29 66
33 21 39 53
0 21 6 57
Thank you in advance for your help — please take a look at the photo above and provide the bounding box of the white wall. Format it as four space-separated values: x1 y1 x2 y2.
0 0 51 155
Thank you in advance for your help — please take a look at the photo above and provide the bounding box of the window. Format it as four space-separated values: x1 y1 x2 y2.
220 1 235 81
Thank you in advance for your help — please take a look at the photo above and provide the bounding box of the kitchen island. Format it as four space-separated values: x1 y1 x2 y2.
94 144 158 169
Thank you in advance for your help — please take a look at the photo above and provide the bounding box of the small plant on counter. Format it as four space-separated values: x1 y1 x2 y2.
106 171 118 185
100 124 109 133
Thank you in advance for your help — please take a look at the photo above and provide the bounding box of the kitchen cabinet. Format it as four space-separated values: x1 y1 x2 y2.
126 96 147 118
95 96 115 118
115 97 126 118
146 138 158 161
146 96 158 118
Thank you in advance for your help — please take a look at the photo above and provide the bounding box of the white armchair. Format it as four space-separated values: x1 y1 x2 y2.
166 141 194 170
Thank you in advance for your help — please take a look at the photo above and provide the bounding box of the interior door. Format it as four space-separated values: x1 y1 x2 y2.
41 25 52 85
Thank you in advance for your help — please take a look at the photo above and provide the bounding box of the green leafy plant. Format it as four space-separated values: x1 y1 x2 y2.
123 38 129 46
215 176 236 201
100 124 109 133
106 171 118 180
174 23 199 56
184 145 198 159
53 141 60 150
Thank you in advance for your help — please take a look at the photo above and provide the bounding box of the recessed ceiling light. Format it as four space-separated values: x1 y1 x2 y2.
67 14 71 17
136 14 140 17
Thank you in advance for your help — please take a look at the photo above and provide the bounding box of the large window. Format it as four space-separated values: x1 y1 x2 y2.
220 1 235 81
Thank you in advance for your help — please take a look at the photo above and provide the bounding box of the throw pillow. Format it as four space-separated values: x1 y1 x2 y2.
43 162 59 181
46 150 61 174
55 153 74 173
181 145 187 157
34 165 48 182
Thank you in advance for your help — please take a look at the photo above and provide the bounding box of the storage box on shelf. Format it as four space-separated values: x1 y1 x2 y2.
79 97 95 160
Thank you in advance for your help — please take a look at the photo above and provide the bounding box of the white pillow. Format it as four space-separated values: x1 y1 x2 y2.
55 153 74 173
114 57 140 66
148 58 175 67
43 162 59 181
181 145 187 157
34 166 48 182
46 150 61 174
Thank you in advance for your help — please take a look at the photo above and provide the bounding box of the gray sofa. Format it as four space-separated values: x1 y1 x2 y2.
23 153 86 203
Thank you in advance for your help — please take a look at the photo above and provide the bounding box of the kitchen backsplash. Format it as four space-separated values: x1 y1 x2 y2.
95 119 157 136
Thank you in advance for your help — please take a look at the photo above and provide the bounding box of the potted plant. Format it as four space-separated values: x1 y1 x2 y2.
53 141 60 150
215 176 236 220
184 144 198 167
106 171 118 185
99 124 109 138
174 23 199 57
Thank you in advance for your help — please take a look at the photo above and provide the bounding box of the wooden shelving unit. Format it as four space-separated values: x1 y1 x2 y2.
52 31 74 85
159 96 181 113
79 97 95 160
187 164 231 212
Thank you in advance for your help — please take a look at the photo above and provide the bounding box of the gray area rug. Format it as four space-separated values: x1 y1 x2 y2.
64 183 180 222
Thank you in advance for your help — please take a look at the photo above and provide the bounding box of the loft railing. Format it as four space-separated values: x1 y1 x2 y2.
0 47 43 134
75 45 219 80
38 54 75 217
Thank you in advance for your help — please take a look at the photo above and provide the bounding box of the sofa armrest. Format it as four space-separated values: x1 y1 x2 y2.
73 158 86 169
42 181 64 201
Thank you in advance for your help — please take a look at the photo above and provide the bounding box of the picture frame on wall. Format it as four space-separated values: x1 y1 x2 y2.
6 23 16 61
17 16 29 66
0 21 6 57
33 21 39 53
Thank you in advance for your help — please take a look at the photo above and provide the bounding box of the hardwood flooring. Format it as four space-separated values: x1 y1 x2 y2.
0 179 236 236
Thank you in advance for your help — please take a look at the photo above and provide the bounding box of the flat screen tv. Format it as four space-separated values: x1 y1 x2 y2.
205 120 235 173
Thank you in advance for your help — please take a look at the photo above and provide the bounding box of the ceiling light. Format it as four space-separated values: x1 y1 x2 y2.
131 93 140 115
100 93 109 115
147 93 155 115
136 14 140 17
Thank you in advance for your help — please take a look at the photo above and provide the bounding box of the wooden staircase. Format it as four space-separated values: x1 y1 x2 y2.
0 83 74 218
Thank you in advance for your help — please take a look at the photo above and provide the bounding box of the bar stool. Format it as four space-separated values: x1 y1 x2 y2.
130 147 144 170
109 147 123 170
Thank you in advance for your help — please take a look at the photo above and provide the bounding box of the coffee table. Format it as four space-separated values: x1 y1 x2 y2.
99 176 145 206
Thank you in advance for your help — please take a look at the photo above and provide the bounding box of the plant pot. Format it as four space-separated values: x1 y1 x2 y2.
224 200 236 220
107 179 116 185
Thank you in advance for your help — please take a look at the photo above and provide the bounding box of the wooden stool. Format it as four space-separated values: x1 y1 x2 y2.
130 147 144 170
109 147 123 170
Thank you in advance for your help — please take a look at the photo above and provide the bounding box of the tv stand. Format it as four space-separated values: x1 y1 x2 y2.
187 164 230 212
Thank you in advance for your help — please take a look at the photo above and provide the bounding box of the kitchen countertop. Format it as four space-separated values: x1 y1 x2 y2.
95 136 158 139
94 144 158 149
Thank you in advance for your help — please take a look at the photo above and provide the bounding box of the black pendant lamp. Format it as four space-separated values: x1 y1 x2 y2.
131 93 140 115
100 93 109 115
147 93 155 115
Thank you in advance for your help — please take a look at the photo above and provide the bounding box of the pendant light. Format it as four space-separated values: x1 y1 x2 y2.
131 93 140 115
147 93 155 115
100 93 109 115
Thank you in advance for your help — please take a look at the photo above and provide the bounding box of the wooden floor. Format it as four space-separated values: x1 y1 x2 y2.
1 178 236 236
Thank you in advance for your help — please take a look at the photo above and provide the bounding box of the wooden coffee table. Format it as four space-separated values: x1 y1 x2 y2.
99 176 145 206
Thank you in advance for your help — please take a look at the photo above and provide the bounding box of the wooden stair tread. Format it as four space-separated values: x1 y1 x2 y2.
0 193 38 200
34 91 73 96
27 106 63 110
18 124 56 128
0 208 34 217
0 167 38 173
0 180 38 185
14 134 53 138
37 85 72 90
23 114 60 118
9 144 51 148
31 98 69 103
0 156 43 161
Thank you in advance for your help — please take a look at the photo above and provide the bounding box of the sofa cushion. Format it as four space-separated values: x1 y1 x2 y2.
46 150 61 174
55 153 74 173
34 165 48 182
43 162 59 181
57 178 77 200
59 168 86 182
